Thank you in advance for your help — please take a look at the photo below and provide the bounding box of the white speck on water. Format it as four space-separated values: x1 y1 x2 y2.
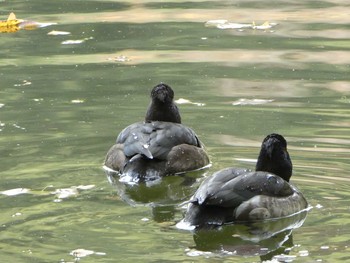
315 204 323 209
299 250 309 256
62 37 93 45
107 55 130 62
320 246 329 250
186 249 212 257
232 98 273 106
143 144 149 149
273 254 296 262
52 188 78 199
176 220 196 231
0 121 5 131
70 249 95 258
175 98 205 106
70 248 106 258
141 218 150 222
234 158 256 163
51 185 94 200
47 30 71 35
14 80 32 87
12 212 22 217
62 40 84 45
71 99 84 104
76 185 95 190
1 188 30 196
205 20 277 31
13 124 26 130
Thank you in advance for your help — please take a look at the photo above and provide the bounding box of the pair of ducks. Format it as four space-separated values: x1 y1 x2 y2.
104 83 308 229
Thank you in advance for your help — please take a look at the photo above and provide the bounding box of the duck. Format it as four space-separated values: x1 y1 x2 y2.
104 83 210 183
178 133 308 229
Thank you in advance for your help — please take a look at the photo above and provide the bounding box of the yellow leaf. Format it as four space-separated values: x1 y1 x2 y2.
7 12 17 21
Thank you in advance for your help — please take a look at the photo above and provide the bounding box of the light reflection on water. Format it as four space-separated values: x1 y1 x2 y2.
1 0 350 262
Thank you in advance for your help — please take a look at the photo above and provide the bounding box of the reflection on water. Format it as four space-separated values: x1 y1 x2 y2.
1 0 350 262
188 210 308 260
105 170 207 206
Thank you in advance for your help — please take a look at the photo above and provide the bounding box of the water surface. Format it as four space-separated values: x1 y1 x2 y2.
1 0 350 262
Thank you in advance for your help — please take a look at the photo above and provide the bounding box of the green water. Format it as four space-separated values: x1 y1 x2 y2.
1 0 350 262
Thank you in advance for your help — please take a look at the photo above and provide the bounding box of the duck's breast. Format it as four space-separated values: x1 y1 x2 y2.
234 187 308 221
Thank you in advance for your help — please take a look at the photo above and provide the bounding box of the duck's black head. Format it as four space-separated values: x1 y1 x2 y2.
145 83 181 124
255 133 293 182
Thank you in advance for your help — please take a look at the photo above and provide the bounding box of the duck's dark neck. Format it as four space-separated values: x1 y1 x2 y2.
145 101 181 123
255 145 292 182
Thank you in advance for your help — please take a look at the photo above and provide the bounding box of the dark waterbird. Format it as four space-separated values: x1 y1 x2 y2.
104 83 210 183
178 133 308 229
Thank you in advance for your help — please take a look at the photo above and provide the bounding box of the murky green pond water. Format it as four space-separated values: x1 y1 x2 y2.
1 0 350 262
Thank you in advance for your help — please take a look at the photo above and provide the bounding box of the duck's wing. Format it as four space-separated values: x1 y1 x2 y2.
192 168 250 205
193 170 294 208
117 121 200 160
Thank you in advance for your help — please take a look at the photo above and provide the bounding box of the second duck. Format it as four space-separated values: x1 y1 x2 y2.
104 83 210 183
178 133 308 229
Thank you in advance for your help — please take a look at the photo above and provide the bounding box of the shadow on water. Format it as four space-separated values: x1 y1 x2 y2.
188 210 308 261
105 170 209 222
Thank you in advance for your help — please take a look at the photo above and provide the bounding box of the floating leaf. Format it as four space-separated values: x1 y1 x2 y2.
0 12 55 33
0 12 22 33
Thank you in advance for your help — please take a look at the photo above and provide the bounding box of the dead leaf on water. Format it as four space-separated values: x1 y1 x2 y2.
0 12 56 33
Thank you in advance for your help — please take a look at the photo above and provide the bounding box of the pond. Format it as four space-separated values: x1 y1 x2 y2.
1 0 350 262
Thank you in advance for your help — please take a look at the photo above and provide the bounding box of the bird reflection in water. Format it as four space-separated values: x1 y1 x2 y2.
105 169 209 222
186 210 308 261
